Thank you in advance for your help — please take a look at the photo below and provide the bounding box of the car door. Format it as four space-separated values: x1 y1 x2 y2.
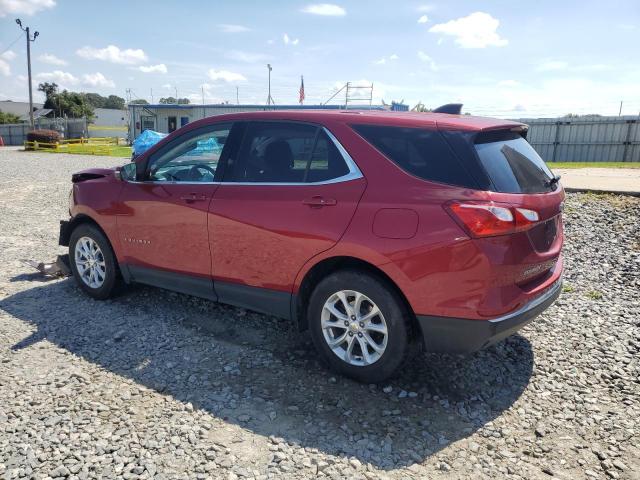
209 121 367 317
116 122 234 298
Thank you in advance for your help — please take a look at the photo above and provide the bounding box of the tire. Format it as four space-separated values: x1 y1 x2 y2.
68 223 121 300
308 269 412 383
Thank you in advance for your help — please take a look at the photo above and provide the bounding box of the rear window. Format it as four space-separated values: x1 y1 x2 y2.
352 124 477 188
474 132 555 193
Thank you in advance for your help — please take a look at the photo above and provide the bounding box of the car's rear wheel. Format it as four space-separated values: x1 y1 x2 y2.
69 223 121 300
308 270 412 383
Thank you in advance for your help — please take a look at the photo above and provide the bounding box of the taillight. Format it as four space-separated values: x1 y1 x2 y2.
445 201 540 238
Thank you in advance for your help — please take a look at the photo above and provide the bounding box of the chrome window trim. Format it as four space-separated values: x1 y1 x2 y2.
127 127 363 186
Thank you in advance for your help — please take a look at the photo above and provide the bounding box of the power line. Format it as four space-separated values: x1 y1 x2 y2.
0 33 23 56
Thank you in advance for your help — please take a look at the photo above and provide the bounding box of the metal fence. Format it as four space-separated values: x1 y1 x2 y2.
517 115 640 163
0 118 88 146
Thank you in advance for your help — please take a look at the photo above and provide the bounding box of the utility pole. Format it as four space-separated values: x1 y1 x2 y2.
236 86 239 105
266 64 274 105
150 88 154 103
618 100 623 116
174 86 178 103
15 19 39 129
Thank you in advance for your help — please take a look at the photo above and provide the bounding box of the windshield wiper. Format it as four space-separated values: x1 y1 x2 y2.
545 174 561 187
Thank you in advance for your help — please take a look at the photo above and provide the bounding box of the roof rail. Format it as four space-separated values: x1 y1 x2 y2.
433 103 463 115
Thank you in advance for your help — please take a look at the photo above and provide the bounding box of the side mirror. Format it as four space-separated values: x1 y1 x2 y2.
116 162 137 182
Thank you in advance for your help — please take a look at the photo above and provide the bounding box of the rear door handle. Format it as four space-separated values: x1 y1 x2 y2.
180 193 208 203
302 196 337 208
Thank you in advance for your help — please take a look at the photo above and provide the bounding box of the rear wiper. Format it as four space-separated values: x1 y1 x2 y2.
545 174 561 187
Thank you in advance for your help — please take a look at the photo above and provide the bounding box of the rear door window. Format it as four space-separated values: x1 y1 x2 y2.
474 132 555 193
226 121 351 183
351 124 477 188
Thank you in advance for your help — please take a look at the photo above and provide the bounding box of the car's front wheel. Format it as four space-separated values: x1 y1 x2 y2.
308 270 412 383
69 223 121 300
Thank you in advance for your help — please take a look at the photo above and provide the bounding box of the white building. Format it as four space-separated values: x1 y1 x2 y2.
127 103 388 141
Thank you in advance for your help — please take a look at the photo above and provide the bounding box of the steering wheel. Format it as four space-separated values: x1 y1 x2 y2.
189 164 216 180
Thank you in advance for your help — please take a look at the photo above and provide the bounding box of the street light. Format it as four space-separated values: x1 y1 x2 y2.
16 18 39 128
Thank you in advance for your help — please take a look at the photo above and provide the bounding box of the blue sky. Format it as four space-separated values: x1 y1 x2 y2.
0 0 639 117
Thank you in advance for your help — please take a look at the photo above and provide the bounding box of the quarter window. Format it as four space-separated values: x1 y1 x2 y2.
352 124 476 188
226 122 350 183
147 125 230 183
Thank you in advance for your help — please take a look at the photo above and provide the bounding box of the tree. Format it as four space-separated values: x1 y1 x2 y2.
129 99 149 105
411 102 431 113
84 92 106 108
104 95 125 110
38 82 58 103
0 110 22 124
37 82 94 119
84 93 126 110
159 97 190 105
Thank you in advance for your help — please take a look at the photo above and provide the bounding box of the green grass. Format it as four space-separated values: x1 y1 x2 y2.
586 290 603 300
546 162 640 169
110 146 132 157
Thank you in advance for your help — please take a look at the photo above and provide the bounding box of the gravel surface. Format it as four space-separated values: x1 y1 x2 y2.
0 148 638 480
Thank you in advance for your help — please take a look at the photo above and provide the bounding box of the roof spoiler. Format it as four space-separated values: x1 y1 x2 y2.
433 103 463 115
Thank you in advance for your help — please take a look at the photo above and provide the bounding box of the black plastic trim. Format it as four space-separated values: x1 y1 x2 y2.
417 280 562 353
128 265 218 301
215 281 292 320
123 265 292 319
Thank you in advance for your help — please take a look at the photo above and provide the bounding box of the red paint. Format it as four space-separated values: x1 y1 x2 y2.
68 110 564 323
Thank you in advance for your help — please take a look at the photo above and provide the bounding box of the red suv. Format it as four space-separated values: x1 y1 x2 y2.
60 109 563 383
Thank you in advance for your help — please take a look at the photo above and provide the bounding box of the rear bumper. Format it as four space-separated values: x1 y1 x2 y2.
417 279 562 353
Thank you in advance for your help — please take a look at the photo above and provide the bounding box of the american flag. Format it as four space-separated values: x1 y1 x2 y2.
299 75 305 104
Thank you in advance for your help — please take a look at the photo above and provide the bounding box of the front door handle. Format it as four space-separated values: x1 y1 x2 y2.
180 193 208 203
302 196 337 208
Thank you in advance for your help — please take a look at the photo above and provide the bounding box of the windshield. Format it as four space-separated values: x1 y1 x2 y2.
474 134 555 194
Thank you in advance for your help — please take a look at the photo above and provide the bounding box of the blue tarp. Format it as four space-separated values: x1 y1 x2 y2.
132 130 167 156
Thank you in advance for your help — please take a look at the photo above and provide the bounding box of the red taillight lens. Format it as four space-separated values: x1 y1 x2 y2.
446 201 540 238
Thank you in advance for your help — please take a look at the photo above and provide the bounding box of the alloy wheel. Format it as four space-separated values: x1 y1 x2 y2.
321 290 388 366
74 236 107 289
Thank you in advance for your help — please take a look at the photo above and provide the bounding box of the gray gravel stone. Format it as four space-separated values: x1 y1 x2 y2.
0 149 638 479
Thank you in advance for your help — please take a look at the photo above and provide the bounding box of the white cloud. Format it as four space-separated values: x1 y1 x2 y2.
283 33 299 46
417 4 434 12
374 54 399 65
301 4 346 16
429 12 508 48
2 50 16 61
537 60 568 71
218 24 250 33
139 64 167 74
0 50 15 74
82 72 115 88
498 79 519 87
38 53 67 66
0 0 55 16
417 51 438 71
208 69 247 82
76 45 148 65
418 15 429 24
0 59 10 76
35 70 79 87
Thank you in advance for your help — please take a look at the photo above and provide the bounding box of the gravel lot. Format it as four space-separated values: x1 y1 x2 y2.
0 148 638 480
